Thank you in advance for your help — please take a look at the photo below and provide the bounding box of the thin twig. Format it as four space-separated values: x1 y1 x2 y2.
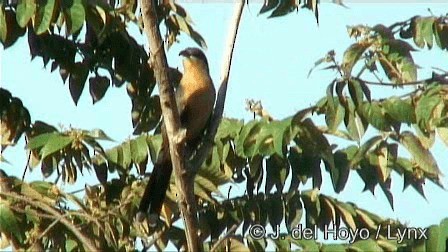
357 73 448 87
190 0 246 171
210 223 240 252
0 191 98 251
36 213 69 240
22 136 30 181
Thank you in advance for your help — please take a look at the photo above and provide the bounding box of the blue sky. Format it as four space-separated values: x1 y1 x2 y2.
1 1 448 245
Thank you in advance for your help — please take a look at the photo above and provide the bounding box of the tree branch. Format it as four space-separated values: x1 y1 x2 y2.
0 191 98 251
191 0 246 171
139 0 199 251
357 72 448 86
139 0 245 250
210 223 240 252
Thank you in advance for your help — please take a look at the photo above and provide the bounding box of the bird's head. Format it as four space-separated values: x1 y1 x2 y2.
179 47 209 73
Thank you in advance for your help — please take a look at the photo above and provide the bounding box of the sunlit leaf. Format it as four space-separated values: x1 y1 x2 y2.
34 0 56 35
0 203 24 243
412 16 435 49
40 135 73 159
342 42 371 76
16 0 36 28
399 131 440 177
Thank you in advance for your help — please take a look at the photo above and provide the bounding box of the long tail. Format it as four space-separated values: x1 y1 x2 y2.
137 154 172 224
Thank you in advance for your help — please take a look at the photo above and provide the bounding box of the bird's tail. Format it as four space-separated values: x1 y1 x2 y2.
137 154 172 225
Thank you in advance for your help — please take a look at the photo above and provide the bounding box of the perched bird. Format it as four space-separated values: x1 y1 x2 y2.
137 47 215 224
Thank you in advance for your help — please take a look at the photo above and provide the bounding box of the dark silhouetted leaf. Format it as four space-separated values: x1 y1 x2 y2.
1 10 26 49
93 162 108 184
259 0 279 14
89 76 110 104
269 0 296 18
433 20 448 50
69 63 89 105
286 192 302 231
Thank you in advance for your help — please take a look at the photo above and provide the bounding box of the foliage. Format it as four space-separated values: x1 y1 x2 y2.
1 1 448 251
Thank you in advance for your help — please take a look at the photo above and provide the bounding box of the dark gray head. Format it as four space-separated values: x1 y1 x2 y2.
179 47 209 70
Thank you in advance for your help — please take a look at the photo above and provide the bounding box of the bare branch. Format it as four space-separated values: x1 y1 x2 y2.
0 191 98 251
210 223 240 252
191 0 246 171
139 0 199 250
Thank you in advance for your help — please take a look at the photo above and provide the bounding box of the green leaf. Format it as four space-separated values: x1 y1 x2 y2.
399 131 440 177
173 15 207 49
291 237 319 251
301 189 321 223
27 132 58 150
379 39 417 84
382 97 416 124
376 141 390 182
65 239 79 252
436 127 448 147
359 102 391 131
342 42 371 76
40 134 73 159
349 239 383 252
326 81 336 112
272 236 291 251
16 0 36 28
0 203 24 243
34 0 56 35
121 140 131 168
416 91 443 133
130 135 148 164
349 135 383 168
254 119 290 157
87 129 113 141
344 100 367 142
412 16 435 49
0 4 7 43
247 237 267 251
326 100 345 133
215 118 243 141
63 0 85 34
297 118 335 170
235 120 264 158
321 244 346 252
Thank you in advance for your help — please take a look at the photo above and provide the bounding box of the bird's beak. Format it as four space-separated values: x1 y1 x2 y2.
179 49 190 57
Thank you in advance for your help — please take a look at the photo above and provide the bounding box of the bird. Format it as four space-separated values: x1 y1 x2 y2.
137 47 216 224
